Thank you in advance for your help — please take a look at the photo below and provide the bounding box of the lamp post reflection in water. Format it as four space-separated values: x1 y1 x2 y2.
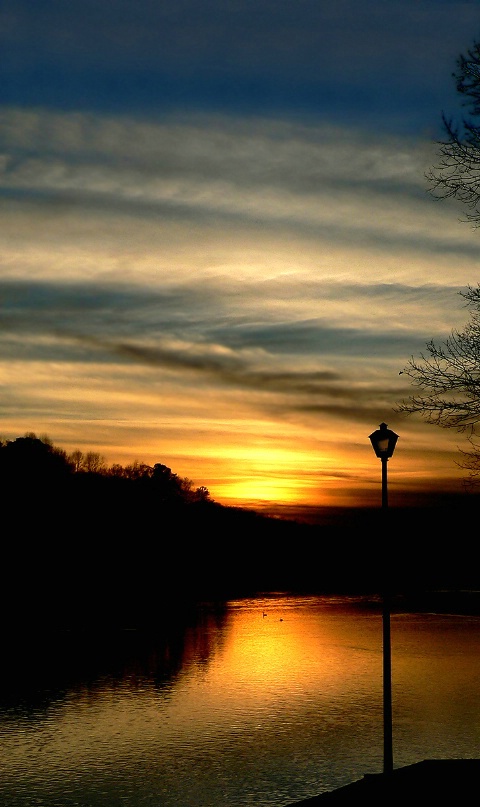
369 422 398 776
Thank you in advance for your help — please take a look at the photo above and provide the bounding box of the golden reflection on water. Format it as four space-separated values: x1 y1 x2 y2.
198 595 384 711
23 600 478 765
2 595 480 807
8 595 385 766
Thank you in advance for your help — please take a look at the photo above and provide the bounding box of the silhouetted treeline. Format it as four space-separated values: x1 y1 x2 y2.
1 433 317 626
0 432 212 504
2 433 479 629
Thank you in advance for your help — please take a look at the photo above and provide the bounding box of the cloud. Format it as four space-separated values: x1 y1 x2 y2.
0 272 457 435
0 104 476 506
1 108 478 263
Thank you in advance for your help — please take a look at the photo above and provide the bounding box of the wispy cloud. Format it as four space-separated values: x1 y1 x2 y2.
1 1 478 512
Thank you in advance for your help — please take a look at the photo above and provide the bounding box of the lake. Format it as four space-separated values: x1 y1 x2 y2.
1 593 479 806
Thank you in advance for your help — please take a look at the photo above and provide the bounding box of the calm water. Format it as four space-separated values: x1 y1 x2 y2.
1 593 480 807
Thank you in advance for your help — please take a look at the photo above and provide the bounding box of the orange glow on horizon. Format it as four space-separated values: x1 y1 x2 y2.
2 109 479 522
0 412 469 520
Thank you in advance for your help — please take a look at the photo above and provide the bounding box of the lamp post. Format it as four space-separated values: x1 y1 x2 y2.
369 422 398 776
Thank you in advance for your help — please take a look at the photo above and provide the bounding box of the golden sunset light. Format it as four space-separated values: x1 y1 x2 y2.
2 4 480 522
3 6 480 807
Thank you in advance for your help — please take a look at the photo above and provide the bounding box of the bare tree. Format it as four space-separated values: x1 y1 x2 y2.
113 460 153 480
400 38 480 486
396 285 480 482
83 451 107 473
68 449 84 472
427 39 480 225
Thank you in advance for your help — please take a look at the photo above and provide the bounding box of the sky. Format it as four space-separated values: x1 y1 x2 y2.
1 1 480 521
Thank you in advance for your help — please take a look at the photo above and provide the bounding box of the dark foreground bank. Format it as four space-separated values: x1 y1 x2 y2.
287 759 480 805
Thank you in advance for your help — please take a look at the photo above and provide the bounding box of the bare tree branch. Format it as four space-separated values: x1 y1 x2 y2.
396 285 480 495
426 40 480 225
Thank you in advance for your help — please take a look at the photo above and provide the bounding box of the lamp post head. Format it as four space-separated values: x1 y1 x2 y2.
369 422 398 460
